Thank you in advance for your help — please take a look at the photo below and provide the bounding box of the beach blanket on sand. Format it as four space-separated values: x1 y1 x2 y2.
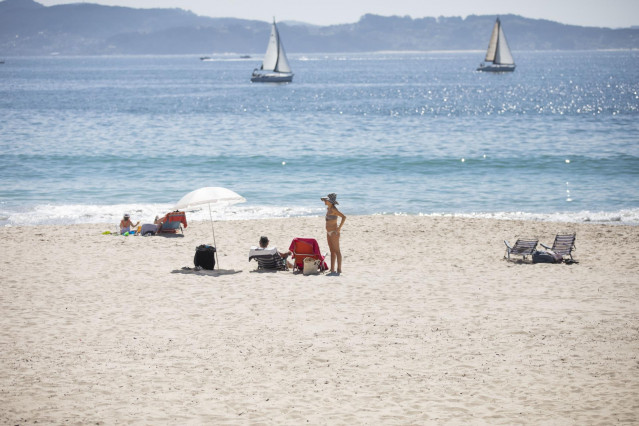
171 267 242 276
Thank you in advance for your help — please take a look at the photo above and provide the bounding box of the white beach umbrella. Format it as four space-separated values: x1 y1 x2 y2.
175 187 246 269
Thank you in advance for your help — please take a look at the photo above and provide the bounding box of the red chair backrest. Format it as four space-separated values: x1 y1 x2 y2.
289 238 325 270
165 211 186 223
158 211 187 233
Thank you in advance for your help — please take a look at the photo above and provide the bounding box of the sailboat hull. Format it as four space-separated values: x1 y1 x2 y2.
477 63 516 72
250 72 293 83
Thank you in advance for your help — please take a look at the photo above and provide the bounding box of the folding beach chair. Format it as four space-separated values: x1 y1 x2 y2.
158 211 188 234
541 233 576 261
288 238 328 274
504 238 538 261
249 247 288 271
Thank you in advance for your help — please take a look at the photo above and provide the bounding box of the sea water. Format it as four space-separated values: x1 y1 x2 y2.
1 51 638 226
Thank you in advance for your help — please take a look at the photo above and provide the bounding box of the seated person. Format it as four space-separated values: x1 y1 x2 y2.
250 236 292 269
154 210 188 233
119 213 139 234
259 236 291 259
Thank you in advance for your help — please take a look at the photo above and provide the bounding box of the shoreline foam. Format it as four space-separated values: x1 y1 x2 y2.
2 203 639 227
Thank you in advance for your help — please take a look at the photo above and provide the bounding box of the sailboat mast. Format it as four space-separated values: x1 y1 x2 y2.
494 19 501 64
273 19 281 72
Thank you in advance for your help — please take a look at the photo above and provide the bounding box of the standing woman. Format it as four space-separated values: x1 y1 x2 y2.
322 193 346 274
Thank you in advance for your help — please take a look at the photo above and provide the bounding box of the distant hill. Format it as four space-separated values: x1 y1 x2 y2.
1 0 638 55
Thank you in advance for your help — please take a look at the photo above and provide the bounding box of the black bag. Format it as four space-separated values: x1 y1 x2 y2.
194 244 216 270
532 250 562 264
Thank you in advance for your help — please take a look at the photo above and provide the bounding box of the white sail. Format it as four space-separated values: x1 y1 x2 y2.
261 22 279 71
484 20 499 62
260 20 291 73
484 18 514 65
274 29 291 73
494 24 514 65
477 18 515 72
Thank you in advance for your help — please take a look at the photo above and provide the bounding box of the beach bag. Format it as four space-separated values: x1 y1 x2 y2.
140 223 157 236
532 250 562 264
303 257 321 275
194 244 216 270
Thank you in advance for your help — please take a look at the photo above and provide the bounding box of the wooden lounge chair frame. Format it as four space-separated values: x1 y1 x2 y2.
504 238 538 261
541 233 576 261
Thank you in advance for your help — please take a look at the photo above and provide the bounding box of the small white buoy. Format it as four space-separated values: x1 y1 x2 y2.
461 158 465 162
483 154 487 158
565 159 570 164
282 161 286 166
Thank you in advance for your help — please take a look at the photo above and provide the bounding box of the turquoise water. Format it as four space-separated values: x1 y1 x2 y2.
1 50 638 225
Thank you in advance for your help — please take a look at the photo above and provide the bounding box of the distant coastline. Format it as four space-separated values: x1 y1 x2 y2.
2 48 639 60
1 0 638 56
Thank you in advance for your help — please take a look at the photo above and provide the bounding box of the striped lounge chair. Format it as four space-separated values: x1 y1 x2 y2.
504 238 538 261
541 233 576 261
249 247 288 271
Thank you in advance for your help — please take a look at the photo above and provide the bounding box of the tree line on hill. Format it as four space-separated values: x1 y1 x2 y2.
1 0 638 56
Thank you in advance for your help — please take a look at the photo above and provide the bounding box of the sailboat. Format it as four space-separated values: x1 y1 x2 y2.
477 17 516 72
251 19 293 83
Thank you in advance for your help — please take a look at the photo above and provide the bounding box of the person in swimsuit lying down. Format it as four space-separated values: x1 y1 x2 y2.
321 193 346 274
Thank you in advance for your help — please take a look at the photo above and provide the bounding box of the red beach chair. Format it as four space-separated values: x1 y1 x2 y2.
158 211 188 234
288 237 328 273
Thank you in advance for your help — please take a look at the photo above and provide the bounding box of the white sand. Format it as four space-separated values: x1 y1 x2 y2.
1 215 638 424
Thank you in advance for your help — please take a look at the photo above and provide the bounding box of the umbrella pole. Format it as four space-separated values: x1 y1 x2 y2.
208 203 220 270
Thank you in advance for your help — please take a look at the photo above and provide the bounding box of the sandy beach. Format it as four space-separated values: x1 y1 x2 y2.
1 215 638 424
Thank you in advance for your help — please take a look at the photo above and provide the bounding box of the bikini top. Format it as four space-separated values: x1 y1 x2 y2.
326 209 338 221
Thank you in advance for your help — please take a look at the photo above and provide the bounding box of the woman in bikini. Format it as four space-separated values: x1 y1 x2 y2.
321 193 346 274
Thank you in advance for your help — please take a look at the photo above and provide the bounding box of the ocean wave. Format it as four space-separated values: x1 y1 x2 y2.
2 203 638 227
416 209 639 225
0 203 322 227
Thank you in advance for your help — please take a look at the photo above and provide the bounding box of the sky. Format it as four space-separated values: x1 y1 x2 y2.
37 0 639 29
